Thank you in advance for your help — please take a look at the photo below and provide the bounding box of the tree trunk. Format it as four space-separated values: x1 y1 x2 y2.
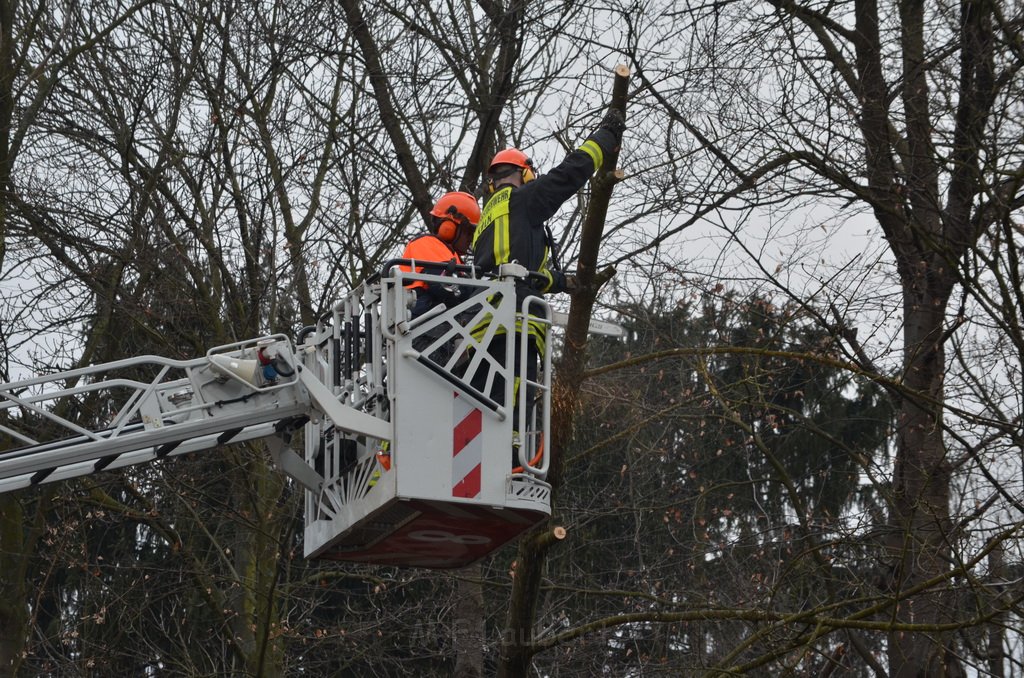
987 542 1006 678
887 263 962 677
0 491 50 676
225 448 289 677
0 495 28 675
496 65 629 677
0 0 13 274
337 0 433 224
453 564 485 678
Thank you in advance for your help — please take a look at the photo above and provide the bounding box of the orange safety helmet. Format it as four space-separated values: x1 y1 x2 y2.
429 191 481 242
488 148 536 187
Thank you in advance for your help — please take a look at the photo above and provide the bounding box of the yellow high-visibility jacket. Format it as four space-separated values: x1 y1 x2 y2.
471 127 618 348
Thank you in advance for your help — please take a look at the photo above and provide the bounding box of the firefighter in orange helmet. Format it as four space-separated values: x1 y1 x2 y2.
473 108 625 298
470 109 626 456
400 191 481 318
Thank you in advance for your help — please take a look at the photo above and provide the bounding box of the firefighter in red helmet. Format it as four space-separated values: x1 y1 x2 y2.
400 191 481 318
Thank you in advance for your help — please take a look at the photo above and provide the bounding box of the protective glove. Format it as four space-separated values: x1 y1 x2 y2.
599 108 626 145
563 274 581 295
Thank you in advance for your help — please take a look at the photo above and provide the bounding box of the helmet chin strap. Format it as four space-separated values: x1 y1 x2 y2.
488 165 521 194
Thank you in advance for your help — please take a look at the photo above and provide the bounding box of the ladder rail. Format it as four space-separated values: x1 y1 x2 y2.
517 295 553 478
0 336 352 492
0 358 293 446
0 392 312 483
1 353 208 391
1 369 194 445
0 420 284 494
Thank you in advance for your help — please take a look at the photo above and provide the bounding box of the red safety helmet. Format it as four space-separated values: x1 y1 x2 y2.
488 148 536 186
429 191 481 242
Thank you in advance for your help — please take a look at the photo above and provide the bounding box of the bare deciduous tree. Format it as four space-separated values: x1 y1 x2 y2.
4 0 1022 675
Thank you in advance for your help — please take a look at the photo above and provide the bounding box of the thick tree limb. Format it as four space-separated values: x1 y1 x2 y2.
337 0 432 223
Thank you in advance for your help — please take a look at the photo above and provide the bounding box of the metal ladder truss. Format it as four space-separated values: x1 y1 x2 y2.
0 335 386 495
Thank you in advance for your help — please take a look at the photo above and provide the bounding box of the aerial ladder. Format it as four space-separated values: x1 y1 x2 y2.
0 263 559 569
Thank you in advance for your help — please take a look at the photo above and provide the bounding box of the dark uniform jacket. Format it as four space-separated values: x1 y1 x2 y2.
471 127 619 301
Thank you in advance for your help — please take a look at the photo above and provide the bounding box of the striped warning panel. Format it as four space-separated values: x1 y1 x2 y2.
452 392 483 498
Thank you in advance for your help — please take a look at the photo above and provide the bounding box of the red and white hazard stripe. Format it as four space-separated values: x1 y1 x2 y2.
452 392 482 498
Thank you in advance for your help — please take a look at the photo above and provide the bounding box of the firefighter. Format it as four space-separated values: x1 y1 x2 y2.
470 108 626 455
400 191 481 318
